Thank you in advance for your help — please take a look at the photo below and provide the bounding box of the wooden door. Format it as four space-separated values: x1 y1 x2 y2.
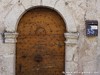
16 7 66 75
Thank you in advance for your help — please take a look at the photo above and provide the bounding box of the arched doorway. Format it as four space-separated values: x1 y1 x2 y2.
16 7 66 75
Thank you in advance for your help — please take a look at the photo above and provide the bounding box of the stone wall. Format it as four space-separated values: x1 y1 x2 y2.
0 0 100 75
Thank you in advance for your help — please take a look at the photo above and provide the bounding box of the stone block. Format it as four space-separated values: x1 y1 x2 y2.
32 0 41 6
4 3 25 32
3 32 18 43
3 54 15 75
65 45 77 61
65 61 78 73
20 0 32 9
0 43 15 55
83 61 97 75
64 32 79 39
54 0 77 32
42 0 58 7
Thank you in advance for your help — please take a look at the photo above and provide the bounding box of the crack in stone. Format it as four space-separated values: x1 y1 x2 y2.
72 54 75 61
4 0 25 20
40 0 42 5
4 4 15 19
31 0 32 6
2 0 13 17
20 3 26 10
18 0 26 10
54 0 60 7
84 0 88 21
84 10 87 21
95 0 97 13
95 0 97 4
78 2 83 9
4 0 13 7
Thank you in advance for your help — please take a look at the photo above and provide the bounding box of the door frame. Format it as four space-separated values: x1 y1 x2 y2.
3 1 79 75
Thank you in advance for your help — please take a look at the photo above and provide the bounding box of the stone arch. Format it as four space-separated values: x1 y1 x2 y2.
3 1 79 75
16 7 67 75
4 0 77 32
15 6 68 32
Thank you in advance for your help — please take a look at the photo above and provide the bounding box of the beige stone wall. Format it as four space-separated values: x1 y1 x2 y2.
0 0 99 75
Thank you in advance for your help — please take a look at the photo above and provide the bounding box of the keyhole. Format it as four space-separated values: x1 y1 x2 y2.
34 54 43 62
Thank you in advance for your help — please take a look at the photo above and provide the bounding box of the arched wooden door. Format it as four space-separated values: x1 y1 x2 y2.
16 7 66 75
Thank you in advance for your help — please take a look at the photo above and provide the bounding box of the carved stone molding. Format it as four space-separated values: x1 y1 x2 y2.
64 32 79 45
3 32 18 43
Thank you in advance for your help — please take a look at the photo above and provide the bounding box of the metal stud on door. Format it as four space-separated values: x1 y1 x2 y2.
16 7 66 75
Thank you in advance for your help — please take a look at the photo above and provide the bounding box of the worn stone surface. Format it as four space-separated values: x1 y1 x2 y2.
0 0 99 75
65 61 78 73
19 0 32 9
96 0 100 74
4 3 25 32
42 0 58 7
66 45 78 62
3 54 15 75
32 0 41 6
0 43 15 55
0 55 4 75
